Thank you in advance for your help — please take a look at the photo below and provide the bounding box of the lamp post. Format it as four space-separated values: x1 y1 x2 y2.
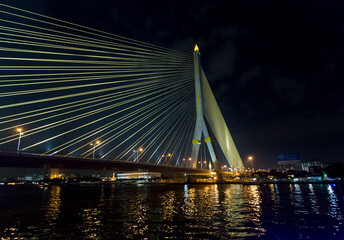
16 128 23 152
188 157 192 168
133 147 143 162
248 156 254 171
158 154 164 164
166 153 171 164
90 140 101 159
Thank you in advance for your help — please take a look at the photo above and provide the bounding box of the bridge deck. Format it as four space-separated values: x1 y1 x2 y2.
0 151 211 174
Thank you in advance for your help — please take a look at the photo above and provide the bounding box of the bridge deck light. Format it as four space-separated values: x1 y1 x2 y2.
194 44 199 52
16 127 24 152
134 147 144 162
91 140 101 159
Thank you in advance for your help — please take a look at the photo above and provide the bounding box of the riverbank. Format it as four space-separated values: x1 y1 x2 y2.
0 179 341 186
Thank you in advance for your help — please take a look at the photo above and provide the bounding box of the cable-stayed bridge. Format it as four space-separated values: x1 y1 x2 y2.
0 3 244 179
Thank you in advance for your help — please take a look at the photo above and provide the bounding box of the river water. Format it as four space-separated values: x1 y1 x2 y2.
0 183 343 239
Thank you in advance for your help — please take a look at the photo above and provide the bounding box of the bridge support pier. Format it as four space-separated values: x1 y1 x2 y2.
215 171 224 183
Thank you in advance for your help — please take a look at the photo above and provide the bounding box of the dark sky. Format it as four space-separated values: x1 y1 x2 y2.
1 0 344 169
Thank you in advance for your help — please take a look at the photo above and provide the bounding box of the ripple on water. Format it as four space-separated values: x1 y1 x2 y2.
0 183 343 239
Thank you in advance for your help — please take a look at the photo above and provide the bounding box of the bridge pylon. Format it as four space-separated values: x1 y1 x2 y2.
191 45 221 174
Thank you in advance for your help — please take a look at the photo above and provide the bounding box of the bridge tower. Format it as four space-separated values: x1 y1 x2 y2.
191 45 222 174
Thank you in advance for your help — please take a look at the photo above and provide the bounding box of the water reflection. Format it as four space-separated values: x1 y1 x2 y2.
123 194 148 238
45 185 61 226
222 185 255 237
327 184 343 235
1 184 344 239
294 184 308 215
182 185 196 218
80 208 103 240
270 184 280 204
160 190 176 221
308 184 319 214
245 185 265 236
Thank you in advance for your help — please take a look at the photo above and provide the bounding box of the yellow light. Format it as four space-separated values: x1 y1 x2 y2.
248 156 253 160
162 154 165 157
96 140 100 145
183 158 185 161
194 44 199 52
210 171 216 175
139 148 143 152
17 128 22 132
168 153 171 156
188 157 191 160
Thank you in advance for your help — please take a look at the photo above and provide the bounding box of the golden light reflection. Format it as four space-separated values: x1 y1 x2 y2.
81 208 103 240
222 185 250 233
245 185 265 235
123 195 148 238
161 191 176 221
160 190 178 234
45 185 61 226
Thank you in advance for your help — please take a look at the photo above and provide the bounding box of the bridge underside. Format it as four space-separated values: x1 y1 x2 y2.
0 151 211 175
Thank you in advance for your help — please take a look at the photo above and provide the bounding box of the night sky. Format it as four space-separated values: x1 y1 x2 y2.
1 0 343 169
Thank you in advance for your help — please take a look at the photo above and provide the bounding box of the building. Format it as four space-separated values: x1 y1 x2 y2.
116 172 161 180
301 159 323 172
278 153 302 171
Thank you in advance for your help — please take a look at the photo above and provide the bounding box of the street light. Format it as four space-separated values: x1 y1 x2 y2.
188 157 191 168
158 154 164 164
133 147 144 162
248 156 254 170
166 153 171 164
16 128 23 152
90 140 101 159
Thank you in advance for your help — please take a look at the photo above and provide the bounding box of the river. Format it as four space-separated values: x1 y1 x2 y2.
0 183 343 239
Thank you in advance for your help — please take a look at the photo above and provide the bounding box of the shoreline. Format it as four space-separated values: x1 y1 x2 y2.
1 179 341 186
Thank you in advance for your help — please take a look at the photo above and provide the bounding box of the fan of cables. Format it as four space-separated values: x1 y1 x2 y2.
0 3 197 167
